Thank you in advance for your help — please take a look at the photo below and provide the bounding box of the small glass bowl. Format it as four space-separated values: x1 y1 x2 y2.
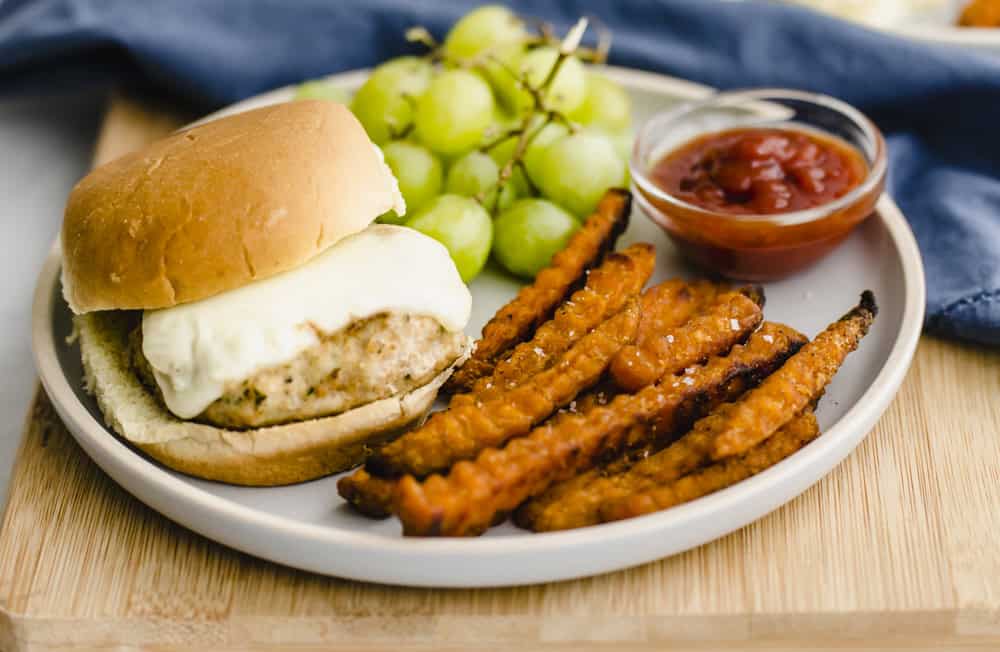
631 89 887 281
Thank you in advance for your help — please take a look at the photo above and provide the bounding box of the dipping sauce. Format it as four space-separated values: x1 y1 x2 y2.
651 127 868 216
632 90 886 282
636 125 883 281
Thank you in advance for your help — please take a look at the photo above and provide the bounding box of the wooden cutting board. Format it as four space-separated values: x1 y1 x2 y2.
2 95 1000 652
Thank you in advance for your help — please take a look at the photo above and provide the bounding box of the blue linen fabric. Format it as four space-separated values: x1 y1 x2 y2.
1 0 999 344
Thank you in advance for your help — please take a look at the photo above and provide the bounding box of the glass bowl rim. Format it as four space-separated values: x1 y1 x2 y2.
630 88 887 226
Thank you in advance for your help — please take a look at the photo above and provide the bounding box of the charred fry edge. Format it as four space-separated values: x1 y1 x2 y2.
600 411 820 523
365 298 640 478
395 323 806 536
609 286 765 392
451 242 655 408
711 290 876 460
443 189 631 394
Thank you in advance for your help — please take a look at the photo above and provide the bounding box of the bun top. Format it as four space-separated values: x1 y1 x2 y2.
61 100 404 314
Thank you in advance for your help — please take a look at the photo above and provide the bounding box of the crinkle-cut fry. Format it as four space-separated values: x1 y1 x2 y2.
513 322 806 533
337 468 396 518
365 299 640 479
451 243 655 408
600 411 820 523
609 287 765 392
523 292 876 532
711 290 877 460
636 279 723 345
513 337 771 530
504 280 719 414
443 189 631 394
394 322 806 537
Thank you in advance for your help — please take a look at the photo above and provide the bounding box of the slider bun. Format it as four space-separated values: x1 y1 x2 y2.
76 311 467 486
62 100 401 314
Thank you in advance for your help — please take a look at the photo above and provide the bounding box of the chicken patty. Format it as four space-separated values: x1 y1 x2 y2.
130 313 468 429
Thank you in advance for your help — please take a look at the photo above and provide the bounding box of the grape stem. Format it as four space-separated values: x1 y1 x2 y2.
477 18 590 212
387 94 419 140
406 26 438 50
405 15 598 214
524 15 610 63
480 128 524 153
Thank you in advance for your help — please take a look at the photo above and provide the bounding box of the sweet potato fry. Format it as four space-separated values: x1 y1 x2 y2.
609 287 765 392
443 189 631 394
452 243 655 408
711 290 876 459
522 292 875 532
394 322 806 536
365 299 640 479
513 345 771 530
337 468 396 518
513 322 805 532
635 279 724 345
523 279 719 414
600 411 820 523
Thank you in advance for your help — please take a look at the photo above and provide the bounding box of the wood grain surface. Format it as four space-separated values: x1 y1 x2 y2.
2 95 1000 651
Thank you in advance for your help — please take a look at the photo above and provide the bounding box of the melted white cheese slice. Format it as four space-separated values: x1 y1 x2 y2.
141 224 471 419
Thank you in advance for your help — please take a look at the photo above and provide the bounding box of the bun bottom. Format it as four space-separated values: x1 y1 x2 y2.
77 312 468 486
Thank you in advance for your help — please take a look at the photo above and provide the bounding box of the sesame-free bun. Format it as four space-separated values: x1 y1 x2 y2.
77 311 468 486
61 100 403 315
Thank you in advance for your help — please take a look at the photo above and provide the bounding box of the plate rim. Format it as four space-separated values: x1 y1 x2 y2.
31 66 926 586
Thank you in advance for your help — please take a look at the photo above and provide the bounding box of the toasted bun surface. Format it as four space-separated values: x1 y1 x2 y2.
62 100 402 314
77 311 466 486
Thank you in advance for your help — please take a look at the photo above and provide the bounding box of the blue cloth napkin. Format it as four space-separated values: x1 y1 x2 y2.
2 0 999 344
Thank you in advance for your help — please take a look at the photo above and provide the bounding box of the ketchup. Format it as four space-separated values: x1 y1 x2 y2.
636 126 883 281
651 128 868 216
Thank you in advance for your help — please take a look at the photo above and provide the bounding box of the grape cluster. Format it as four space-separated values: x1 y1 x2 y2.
296 5 633 282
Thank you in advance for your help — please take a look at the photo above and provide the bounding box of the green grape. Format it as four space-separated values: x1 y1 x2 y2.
375 56 431 77
489 142 532 197
350 57 432 145
443 5 527 61
414 70 495 156
489 104 520 138
493 182 520 213
445 151 499 198
523 120 569 185
611 127 634 187
586 127 634 184
406 195 493 282
493 47 586 116
607 127 635 163
481 40 526 97
377 142 443 224
493 199 580 278
569 73 632 132
487 132 518 168
294 80 350 103
535 131 626 218
445 151 521 213
486 123 543 197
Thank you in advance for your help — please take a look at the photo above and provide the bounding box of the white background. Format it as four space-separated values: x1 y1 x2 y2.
0 89 104 508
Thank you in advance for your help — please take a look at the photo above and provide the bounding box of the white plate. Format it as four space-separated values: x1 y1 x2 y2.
32 67 925 587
